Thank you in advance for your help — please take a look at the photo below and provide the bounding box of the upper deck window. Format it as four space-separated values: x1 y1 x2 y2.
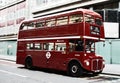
46 18 56 27
69 14 83 24
36 20 45 28
21 22 35 30
85 14 94 24
56 16 68 26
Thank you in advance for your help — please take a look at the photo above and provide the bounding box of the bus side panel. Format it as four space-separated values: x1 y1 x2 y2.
47 51 67 71
26 51 47 68
16 42 26 65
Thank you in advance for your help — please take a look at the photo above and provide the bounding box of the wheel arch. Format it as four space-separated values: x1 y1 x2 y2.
25 55 32 62
67 59 83 70
67 59 84 77
25 55 33 65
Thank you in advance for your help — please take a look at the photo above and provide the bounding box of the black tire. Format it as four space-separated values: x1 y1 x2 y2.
25 57 33 69
68 62 83 77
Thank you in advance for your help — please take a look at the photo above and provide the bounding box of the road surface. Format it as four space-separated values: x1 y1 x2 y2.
0 59 120 83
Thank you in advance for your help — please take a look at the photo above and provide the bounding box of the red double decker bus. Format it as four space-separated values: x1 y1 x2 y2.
16 9 105 77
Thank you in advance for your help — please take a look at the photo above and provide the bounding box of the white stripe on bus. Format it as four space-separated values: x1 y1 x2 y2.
18 36 80 41
18 36 105 41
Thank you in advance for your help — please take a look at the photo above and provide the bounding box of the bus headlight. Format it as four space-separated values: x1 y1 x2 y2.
84 60 90 66
103 61 105 65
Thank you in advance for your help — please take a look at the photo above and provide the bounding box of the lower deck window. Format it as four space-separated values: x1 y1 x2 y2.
26 42 67 53
27 43 34 49
43 43 54 51
34 43 42 50
55 43 66 51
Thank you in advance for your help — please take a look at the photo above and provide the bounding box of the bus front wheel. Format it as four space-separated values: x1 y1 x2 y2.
68 62 83 77
25 57 33 69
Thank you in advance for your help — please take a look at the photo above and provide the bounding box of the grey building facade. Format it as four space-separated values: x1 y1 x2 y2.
0 0 120 64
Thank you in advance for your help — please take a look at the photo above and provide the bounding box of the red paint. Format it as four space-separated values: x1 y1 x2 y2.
16 9 105 76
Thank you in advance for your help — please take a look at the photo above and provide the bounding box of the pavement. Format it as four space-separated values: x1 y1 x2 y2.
102 64 120 76
0 55 120 76
0 55 16 62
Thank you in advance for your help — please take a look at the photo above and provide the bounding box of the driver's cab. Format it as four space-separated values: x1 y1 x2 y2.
69 39 95 53
69 39 84 52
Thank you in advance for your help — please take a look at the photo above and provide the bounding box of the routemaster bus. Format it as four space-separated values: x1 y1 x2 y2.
16 9 105 77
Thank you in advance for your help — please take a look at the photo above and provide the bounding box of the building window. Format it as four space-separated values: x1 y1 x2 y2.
94 2 118 10
36 0 47 5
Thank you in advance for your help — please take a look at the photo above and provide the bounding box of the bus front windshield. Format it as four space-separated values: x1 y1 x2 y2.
85 14 94 24
85 40 95 53
85 14 103 26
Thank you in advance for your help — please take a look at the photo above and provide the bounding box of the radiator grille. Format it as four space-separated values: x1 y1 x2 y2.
92 59 103 71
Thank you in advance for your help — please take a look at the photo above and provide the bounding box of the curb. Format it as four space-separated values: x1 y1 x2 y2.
0 58 16 62
102 73 120 76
